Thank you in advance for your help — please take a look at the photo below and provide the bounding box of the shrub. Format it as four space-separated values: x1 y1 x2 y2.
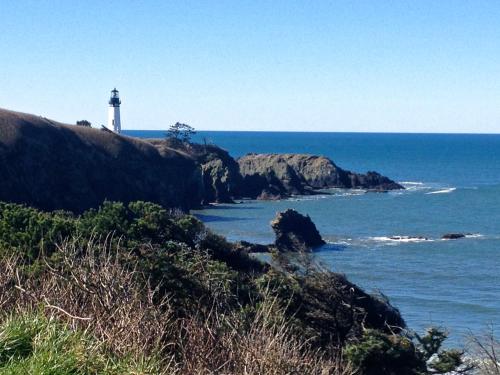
0 202 75 259
0 237 350 374
345 329 425 375
0 200 471 374
345 327 474 375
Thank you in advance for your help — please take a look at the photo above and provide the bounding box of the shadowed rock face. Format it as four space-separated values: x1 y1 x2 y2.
144 145 403 203
238 153 403 199
148 140 242 204
271 209 326 252
0 108 203 213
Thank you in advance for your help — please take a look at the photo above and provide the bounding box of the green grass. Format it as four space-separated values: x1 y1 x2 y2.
0 313 163 375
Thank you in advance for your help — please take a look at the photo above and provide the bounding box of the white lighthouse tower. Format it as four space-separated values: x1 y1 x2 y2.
107 88 121 133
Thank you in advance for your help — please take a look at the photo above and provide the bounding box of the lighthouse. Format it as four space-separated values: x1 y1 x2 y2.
107 88 121 133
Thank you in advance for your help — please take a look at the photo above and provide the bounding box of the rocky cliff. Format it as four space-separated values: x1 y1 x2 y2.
238 153 403 199
0 108 203 212
148 140 241 203
0 107 404 212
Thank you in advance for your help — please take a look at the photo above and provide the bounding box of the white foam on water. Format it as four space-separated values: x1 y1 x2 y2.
287 195 330 202
327 240 351 246
426 187 457 195
323 188 366 196
399 181 435 192
465 233 484 238
400 181 424 185
324 233 488 249
337 191 366 197
369 236 433 243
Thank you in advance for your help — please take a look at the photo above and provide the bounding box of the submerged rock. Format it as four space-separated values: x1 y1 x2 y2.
238 153 403 199
389 236 428 241
271 209 325 252
442 233 466 240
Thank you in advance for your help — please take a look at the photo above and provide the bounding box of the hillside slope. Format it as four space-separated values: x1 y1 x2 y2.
0 108 202 212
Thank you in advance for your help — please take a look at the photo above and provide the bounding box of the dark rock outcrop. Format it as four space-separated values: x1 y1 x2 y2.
144 145 402 204
238 153 403 199
442 233 466 240
0 108 203 212
271 209 325 252
149 140 241 204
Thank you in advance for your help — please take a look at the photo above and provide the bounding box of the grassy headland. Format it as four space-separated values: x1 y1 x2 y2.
0 108 202 213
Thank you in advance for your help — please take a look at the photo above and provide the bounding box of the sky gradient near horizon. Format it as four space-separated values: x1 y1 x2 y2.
1 1 500 133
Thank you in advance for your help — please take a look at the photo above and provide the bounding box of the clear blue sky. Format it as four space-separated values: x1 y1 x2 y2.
1 1 499 132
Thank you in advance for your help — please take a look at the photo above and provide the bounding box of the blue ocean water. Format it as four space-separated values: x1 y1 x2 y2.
126 130 500 346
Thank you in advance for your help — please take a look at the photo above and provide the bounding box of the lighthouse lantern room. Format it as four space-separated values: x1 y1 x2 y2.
107 88 121 133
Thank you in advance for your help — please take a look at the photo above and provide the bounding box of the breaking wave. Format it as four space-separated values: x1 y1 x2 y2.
369 236 432 243
326 233 486 247
426 187 457 195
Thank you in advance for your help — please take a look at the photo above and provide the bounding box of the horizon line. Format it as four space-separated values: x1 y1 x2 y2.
123 129 500 136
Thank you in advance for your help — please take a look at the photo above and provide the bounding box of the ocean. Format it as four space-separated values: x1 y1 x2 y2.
126 130 500 347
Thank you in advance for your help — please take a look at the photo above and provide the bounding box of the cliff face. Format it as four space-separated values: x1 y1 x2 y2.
238 153 403 199
198 148 242 203
148 140 242 203
0 108 203 212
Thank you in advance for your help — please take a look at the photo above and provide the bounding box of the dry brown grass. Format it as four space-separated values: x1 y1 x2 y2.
0 106 185 161
173 293 352 375
0 237 354 375
2 237 171 357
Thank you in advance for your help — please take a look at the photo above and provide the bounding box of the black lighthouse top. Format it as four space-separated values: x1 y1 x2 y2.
108 88 121 106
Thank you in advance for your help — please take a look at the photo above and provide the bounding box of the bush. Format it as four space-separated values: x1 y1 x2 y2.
345 327 474 375
0 202 75 259
0 237 349 374
345 329 425 375
0 200 470 374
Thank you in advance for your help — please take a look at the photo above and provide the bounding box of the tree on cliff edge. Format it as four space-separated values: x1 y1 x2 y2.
76 120 91 127
166 122 196 143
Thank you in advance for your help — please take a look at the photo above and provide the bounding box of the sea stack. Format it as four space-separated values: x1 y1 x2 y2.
271 209 326 252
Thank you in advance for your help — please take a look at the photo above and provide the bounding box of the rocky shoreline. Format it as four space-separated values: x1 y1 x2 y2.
149 139 404 204
238 153 403 199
